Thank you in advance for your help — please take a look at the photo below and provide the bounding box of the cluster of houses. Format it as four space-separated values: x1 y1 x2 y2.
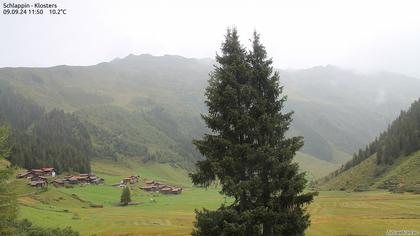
140 180 182 194
16 167 103 188
117 175 140 187
53 174 104 187
16 167 56 188
17 168 182 195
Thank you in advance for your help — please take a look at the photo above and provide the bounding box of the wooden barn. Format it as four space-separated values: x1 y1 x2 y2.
140 180 183 194
29 180 48 188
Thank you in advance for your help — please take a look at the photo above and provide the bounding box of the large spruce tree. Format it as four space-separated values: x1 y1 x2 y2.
191 28 317 236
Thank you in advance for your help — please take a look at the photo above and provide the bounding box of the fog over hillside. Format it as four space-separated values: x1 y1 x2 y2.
1 54 418 177
2 0 420 78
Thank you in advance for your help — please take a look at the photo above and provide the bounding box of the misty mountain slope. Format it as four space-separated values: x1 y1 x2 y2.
282 66 420 160
294 152 341 180
318 98 420 191
0 54 210 113
318 151 420 191
0 55 211 169
0 84 92 172
0 55 419 176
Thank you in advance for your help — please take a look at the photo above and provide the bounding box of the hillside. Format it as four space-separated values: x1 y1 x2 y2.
1 55 419 176
318 151 420 191
318 98 420 191
0 85 92 173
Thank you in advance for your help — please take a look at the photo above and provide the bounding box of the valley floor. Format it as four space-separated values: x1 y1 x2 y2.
15 160 420 236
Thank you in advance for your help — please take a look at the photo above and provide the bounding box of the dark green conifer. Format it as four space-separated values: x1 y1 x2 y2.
191 28 317 236
120 186 131 206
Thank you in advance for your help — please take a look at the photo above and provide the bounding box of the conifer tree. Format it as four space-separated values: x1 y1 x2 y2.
120 186 131 206
0 125 18 235
191 28 317 236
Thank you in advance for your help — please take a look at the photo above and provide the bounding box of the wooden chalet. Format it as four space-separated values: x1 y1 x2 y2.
30 176 47 181
16 171 32 179
145 180 154 185
160 187 173 194
121 175 140 185
67 176 79 184
129 175 139 183
88 174 103 184
41 167 56 176
31 169 44 176
77 176 89 183
140 185 159 192
53 173 104 187
19 169 102 188
171 187 182 194
53 179 65 187
140 180 183 194
122 178 131 185
29 180 48 188
16 167 56 179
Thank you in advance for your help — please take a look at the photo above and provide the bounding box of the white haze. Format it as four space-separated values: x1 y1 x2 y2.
1 0 420 78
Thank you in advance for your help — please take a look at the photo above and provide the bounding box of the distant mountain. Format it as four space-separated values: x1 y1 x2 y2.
318 99 420 191
0 55 212 170
0 54 419 176
282 66 420 161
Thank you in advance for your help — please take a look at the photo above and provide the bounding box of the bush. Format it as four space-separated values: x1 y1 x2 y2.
72 213 80 220
402 184 420 194
354 185 369 192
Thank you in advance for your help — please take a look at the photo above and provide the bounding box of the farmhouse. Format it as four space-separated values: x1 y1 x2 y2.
53 179 65 187
170 187 182 194
31 169 44 176
16 171 32 179
120 175 140 185
30 175 47 182
16 167 56 179
54 173 104 187
67 176 79 184
29 180 48 188
145 180 154 185
140 185 160 192
122 178 131 185
140 180 183 194
41 167 56 176
130 175 139 183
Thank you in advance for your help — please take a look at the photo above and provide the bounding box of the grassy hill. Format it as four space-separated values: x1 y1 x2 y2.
14 160 226 236
319 98 420 191
318 151 420 192
294 152 343 181
1 55 419 177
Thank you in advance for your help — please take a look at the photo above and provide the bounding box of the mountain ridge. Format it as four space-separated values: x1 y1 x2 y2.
1 54 419 177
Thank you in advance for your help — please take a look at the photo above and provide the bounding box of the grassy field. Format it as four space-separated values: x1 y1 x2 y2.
14 160 420 236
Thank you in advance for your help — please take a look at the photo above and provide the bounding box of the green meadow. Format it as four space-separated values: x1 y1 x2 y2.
14 160 420 236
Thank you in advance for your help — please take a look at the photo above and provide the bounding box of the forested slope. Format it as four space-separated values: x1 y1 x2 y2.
0 84 92 173
319 98 420 191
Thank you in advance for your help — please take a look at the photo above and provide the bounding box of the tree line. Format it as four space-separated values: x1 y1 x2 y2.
326 98 420 179
0 84 92 173
0 125 80 235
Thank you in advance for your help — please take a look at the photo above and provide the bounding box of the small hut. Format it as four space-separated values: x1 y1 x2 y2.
29 180 48 188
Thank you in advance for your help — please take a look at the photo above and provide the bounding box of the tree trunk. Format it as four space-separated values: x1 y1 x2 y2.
263 223 272 236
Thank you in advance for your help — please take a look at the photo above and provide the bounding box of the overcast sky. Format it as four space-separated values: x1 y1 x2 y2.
1 0 420 77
